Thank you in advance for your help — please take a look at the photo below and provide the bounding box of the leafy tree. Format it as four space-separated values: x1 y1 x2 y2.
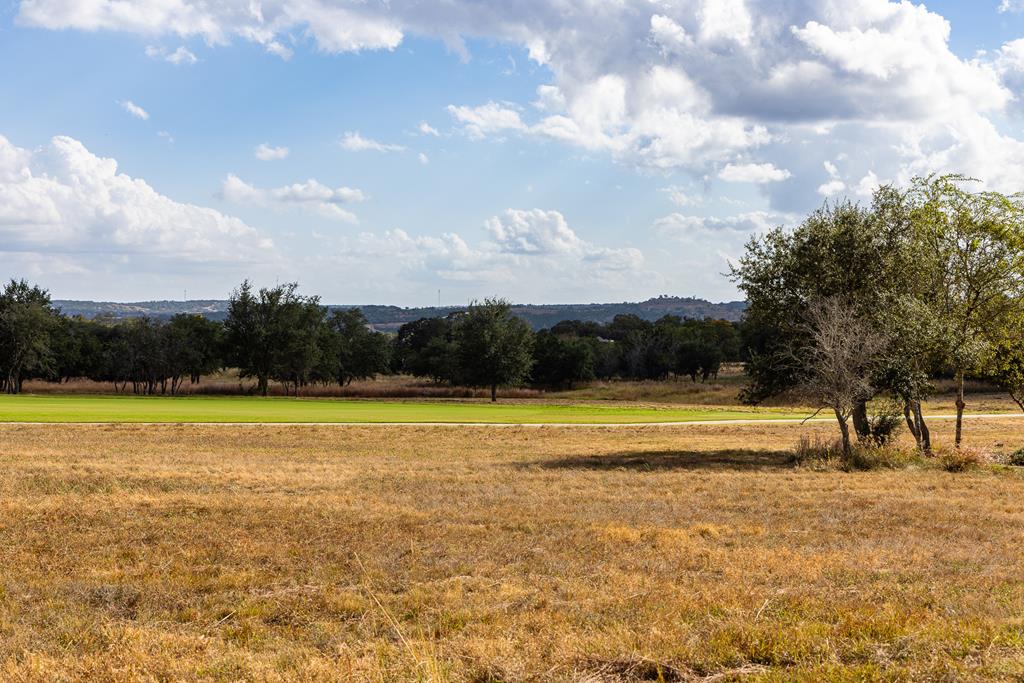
549 319 604 338
603 313 652 341
675 339 722 383
0 280 60 393
320 309 392 386
732 195 928 447
50 316 104 383
531 329 595 388
453 298 534 401
223 281 325 396
164 314 223 393
905 175 1024 447
269 294 327 396
395 316 458 383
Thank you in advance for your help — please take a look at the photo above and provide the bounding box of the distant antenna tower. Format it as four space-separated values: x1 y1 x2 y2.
437 289 441 308
184 289 187 302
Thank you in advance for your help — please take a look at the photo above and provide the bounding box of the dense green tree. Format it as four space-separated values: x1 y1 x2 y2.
320 309 392 386
453 298 534 402
603 313 652 341
164 314 223 393
531 329 595 388
549 319 604 338
50 315 104 383
0 280 60 393
732 195 927 447
223 281 325 396
395 316 458 383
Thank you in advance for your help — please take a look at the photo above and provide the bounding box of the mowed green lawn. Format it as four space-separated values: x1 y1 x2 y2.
0 394 806 424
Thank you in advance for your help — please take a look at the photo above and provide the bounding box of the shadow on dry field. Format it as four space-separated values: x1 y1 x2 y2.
534 449 792 472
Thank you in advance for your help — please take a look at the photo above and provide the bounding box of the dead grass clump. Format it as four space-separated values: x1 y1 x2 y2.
935 446 989 472
792 434 844 467
792 434 922 471
81 584 141 620
580 655 689 682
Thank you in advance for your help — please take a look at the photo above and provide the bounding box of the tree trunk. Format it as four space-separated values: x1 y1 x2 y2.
913 400 932 455
852 400 870 442
259 375 269 397
904 400 922 450
491 384 497 402
834 408 852 460
954 370 966 448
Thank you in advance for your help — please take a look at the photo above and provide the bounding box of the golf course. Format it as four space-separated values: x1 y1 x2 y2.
0 394 809 424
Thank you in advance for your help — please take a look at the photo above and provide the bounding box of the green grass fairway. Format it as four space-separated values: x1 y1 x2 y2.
0 394 806 424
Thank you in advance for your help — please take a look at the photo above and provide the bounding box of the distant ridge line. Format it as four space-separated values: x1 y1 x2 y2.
52 295 747 330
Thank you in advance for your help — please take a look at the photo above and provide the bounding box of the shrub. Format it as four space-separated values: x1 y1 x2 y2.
936 446 987 472
792 434 844 468
844 444 919 471
792 435 919 471
1009 448 1024 466
866 398 904 447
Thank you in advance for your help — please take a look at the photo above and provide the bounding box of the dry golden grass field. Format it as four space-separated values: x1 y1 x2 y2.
3 420 1024 681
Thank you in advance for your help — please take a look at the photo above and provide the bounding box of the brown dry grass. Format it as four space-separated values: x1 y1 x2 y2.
2 420 1024 681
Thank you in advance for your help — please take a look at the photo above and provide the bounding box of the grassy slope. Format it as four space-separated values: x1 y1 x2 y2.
2 421 1024 680
0 394 804 423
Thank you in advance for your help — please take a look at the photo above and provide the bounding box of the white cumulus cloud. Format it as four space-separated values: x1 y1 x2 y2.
17 0 1024 207
718 162 791 184
0 134 274 273
222 174 366 223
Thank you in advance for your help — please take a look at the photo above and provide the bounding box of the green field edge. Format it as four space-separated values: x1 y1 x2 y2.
0 394 809 424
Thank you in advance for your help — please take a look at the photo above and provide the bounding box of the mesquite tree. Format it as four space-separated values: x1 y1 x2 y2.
792 298 888 457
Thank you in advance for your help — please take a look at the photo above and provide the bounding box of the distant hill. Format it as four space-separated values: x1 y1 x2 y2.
53 295 746 331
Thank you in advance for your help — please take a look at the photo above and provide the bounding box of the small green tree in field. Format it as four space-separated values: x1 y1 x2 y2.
907 175 1024 447
454 298 534 402
0 280 59 394
223 280 325 396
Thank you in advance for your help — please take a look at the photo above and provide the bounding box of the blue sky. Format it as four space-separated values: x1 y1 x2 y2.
2 1 1024 305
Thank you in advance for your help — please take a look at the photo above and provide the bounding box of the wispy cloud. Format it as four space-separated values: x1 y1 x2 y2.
118 100 149 121
254 143 289 161
340 131 406 152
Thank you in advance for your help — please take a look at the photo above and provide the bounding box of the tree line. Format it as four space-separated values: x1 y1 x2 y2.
0 280 741 398
734 174 1024 456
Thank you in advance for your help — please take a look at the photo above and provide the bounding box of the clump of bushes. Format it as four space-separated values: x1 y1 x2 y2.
793 435 995 473
1009 448 1024 467
792 434 918 471
935 446 988 472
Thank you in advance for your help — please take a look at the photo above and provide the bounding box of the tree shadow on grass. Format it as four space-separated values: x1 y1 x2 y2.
531 449 794 472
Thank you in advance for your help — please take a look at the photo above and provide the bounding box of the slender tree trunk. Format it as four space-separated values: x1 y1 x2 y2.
835 407 852 460
852 400 870 442
491 383 497 402
913 400 932 455
954 370 966 448
904 400 922 450
259 374 269 397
